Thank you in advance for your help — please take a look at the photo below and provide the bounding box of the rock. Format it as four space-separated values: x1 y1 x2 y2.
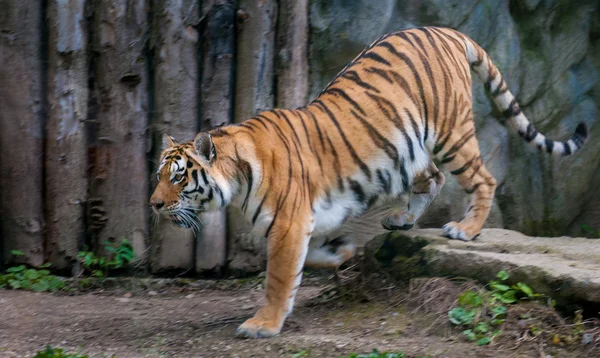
364 229 600 306
307 0 600 239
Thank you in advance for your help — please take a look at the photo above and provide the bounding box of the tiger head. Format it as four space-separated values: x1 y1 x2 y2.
150 132 225 230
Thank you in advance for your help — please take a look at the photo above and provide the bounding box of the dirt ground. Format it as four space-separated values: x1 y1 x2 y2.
0 277 597 358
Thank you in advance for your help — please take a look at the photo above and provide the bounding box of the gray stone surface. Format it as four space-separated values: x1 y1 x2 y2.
308 0 600 237
365 229 600 305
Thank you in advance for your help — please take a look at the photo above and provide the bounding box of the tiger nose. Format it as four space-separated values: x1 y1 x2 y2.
150 198 164 209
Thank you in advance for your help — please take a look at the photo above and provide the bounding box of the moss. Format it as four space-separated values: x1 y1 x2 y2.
366 232 429 282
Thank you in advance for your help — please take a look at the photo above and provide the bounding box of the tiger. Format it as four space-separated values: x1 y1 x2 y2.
149 26 588 338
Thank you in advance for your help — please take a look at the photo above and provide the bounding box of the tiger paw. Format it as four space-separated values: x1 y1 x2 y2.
442 221 480 241
382 212 416 231
236 315 282 339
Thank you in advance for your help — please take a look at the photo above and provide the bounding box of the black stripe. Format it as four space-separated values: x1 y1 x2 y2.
450 156 478 175
433 133 451 155
326 88 366 116
277 110 304 150
442 129 476 159
502 99 520 118
350 110 400 169
376 169 391 194
301 108 326 151
400 160 409 192
250 116 270 130
561 141 571 155
325 135 344 191
241 161 253 213
545 139 555 154
405 109 424 150
441 155 455 164
296 110 324 174
378 41 429 141
252 195 267 225
314 100 371 180
348 179 366 203
366 93 415 162
239 122 257 132
200 169 209 184
521 123 538 142
400 32 439 137
362 51 392 66
364 67 393 84
465 182 483 194
341 70 381 93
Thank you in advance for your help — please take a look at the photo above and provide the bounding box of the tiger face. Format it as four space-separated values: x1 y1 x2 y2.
150 132 221 230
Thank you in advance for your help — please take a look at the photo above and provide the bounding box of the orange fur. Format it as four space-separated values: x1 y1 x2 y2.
150 27 588 338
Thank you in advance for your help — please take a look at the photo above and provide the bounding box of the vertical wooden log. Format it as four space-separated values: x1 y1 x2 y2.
0 1 45 267
227 0 276 274
197 0 234 273
276 0 309 108
91 1 149 260
234 0 276 120
46 0 89 270
150 0 200 272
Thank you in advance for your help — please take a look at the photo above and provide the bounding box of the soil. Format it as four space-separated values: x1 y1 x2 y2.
0 277 597 358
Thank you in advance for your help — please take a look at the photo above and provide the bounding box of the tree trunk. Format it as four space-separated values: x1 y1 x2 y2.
0 1 45 267
234 0 276 120
227 0 277 274
197 0 235 273
45 0 89 271
90 0 149 261
150 0 200 272
276 0 309 108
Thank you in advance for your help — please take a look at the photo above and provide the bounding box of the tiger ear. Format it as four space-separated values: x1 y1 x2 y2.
162 133 177 150
193 132 216 164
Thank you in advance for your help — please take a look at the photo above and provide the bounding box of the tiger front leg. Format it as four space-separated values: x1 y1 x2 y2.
236 213 312 339
382 162 445 230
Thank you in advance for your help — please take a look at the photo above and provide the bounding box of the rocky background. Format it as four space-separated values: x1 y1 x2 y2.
309 0 600 237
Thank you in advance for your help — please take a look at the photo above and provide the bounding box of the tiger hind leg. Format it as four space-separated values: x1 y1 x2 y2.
440 137 497 241
304 235 356 269
382 162 446 231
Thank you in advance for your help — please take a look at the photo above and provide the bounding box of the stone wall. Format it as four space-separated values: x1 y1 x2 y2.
309 0 600 237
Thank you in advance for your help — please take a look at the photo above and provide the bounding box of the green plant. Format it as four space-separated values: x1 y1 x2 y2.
0 251 65 293
33 346 88 358
291 350 310 357
581 224 600 238
347 349 405 358
77 239 136 278
448 270 544 346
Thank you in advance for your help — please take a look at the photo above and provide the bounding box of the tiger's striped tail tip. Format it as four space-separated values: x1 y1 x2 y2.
561 122 588 156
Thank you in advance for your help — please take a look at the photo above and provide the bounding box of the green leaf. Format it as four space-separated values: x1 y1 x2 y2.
516 282 534 297
9 280 21 289
462 329 476 341
449 307 475 325
39 263 52 268
477 337 491 346
491 305 507 316
458 290 483 307
497 270 509 281
25 269 40 280
7 265 26 273
490 282 510 292
92 270 104 278
474 321 489 334
32 280 49 292
499 290 517 304
10 250 25 256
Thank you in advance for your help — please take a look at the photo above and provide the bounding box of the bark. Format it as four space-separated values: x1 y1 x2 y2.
197 0 235 273
228 0 276 273
91 0 149 260
45 0 89 270
0 1 46 267
276 0 309 108
150 0 200 272
234 0 276 121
